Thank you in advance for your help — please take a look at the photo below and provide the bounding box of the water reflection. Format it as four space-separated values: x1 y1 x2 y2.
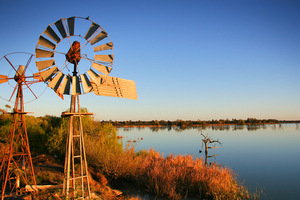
119 124 293 132
118 123 300 200
232 125 245 131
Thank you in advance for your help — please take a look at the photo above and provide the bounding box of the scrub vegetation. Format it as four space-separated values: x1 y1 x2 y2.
111 118 298 128
0 108 258 199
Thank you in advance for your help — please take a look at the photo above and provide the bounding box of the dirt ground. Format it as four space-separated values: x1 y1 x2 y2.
1 154 131 200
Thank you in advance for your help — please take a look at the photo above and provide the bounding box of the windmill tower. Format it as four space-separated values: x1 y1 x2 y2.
35 16 137 199
0 52 42 199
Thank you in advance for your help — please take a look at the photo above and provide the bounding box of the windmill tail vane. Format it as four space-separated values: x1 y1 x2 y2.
0 16 137 199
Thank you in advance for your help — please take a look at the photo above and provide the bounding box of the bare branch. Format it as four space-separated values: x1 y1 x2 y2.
208 146 220 149
208 154 220 158
209 139 222 146
200 132 222 146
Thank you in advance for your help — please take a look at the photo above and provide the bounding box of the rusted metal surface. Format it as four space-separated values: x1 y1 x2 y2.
66 41 81 65
0 83 37 199
0 53 41 199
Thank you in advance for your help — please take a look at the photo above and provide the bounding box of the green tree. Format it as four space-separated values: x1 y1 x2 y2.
0 113 12 138
26 115 48 153
237 119 246 125
85 123 124 180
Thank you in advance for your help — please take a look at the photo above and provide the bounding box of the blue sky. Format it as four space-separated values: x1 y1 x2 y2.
0 0 299 121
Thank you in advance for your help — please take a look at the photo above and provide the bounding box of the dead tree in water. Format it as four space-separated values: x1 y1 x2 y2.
200 133 222 165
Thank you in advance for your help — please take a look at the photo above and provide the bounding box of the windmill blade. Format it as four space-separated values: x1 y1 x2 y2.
25 54 34 72
55 19 67 39
90 31 107 45
55 88 64 100
80 73 92 94
36 59 55 71
14 65 25 78
67 17 75 36
61 75 71 95
35 49 54 58
94 42 113 52
48 71 64 91
9 84 18 102
94 55 113 63
71 76 81 95
33 72 42 81
84 23 99 40
93 76 137 100
0 75 8 84
23 80 38 99
37 36 56 50
92 63 112 75
87 68 102 85
39 66 58 82
4 56 18 73
45 26 60 43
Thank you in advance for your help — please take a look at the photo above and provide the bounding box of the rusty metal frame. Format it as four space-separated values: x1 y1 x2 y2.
0 81 37 199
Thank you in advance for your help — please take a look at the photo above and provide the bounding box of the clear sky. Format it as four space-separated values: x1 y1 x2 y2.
0 0 299 121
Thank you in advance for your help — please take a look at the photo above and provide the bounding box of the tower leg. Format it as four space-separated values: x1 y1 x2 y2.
63 95 91 199
0 85 37 199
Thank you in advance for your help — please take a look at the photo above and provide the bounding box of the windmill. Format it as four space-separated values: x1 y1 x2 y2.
35 16 137 199
0 52 42 199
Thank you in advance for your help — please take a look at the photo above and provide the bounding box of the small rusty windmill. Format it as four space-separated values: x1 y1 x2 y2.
35 16 137 199
0 52 42 199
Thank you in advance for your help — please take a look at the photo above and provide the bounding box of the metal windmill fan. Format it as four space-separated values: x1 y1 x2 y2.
0 52 41 199
35 16 137 100
35 16 137 199
0 52 44 103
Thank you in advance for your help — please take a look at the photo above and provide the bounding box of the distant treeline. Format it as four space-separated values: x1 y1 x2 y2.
106 118 300 127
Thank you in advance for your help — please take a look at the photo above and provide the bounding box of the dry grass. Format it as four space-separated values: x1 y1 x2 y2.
132 150 250 200
84 124 253 199
87 144 251 199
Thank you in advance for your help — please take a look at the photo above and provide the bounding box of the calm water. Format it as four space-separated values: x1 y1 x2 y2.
118 124 300 200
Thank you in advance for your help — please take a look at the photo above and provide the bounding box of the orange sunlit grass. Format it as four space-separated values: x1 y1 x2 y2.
85 123 253 199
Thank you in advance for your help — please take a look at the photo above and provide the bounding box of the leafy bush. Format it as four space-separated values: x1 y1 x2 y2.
0 113 12 138
85 123 125 180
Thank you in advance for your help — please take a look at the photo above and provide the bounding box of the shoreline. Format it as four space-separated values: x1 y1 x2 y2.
114 122 298 128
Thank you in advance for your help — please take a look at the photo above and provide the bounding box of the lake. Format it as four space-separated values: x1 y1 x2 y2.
118 123 300 200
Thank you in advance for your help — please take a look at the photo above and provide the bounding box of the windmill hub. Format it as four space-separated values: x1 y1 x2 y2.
14 65 25 83
66 41 81 65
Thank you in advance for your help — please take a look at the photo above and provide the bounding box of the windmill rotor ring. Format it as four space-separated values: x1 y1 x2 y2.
0 52 45 103
35 16 116 98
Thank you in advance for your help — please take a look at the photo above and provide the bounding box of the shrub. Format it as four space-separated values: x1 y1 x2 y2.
83 122 251 199
85 123 127 180
0 113 12 138
123 150 249 200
